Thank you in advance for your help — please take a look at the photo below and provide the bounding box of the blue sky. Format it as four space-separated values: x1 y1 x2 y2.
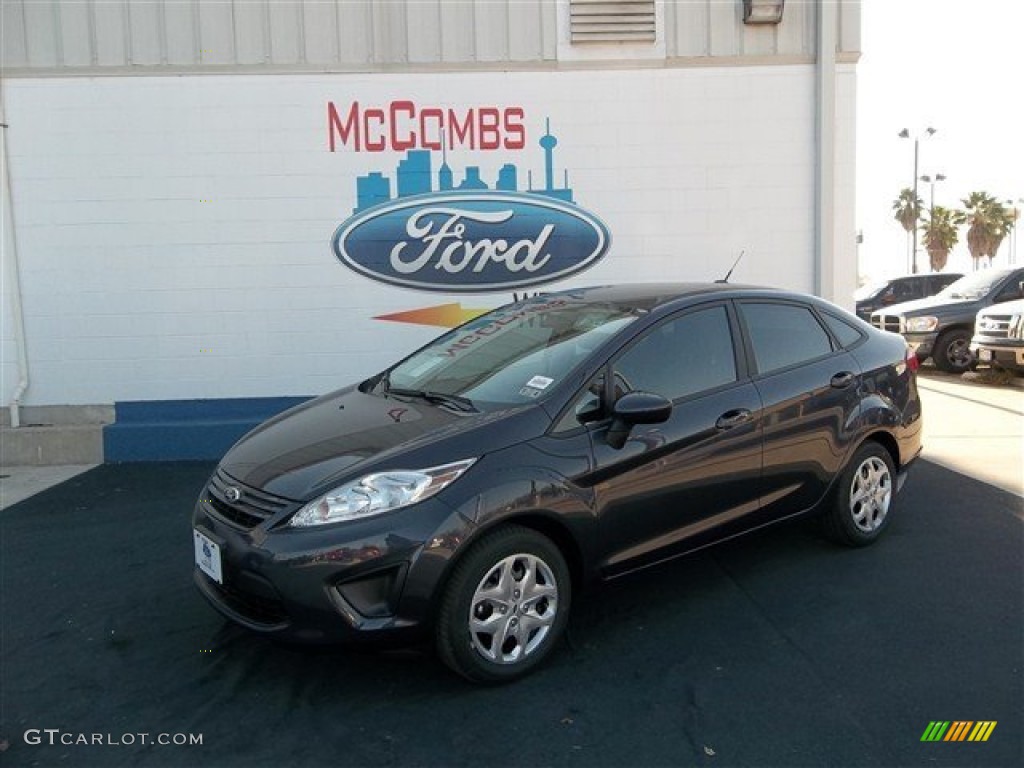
856 0 1024 279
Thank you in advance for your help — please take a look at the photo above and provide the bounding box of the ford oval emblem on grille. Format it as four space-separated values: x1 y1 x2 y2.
224 486 242 503
332 192 610 293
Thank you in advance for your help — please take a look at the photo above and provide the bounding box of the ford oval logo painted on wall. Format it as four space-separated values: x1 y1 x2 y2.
333 192 609 293
330 118 611 293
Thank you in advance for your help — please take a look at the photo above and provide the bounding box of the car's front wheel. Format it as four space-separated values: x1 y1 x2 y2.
436 525 570 683
825 441 896 547
932 328 974 373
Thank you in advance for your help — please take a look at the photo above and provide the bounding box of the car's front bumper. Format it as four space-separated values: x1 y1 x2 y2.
970 340 1024 372
191 489 473 644
904 331 939 359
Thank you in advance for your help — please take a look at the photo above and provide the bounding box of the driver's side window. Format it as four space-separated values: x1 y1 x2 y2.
613 305 737 401
554 305 738 433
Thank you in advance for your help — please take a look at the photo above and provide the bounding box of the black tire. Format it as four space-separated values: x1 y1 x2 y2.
824 441 897 547
436 525 570 683
932 328 973 373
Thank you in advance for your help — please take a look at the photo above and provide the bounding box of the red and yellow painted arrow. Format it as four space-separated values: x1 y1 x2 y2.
374 303 490 328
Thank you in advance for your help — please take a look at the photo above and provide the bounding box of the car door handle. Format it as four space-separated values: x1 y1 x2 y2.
830 371 857 389
716 409 753 430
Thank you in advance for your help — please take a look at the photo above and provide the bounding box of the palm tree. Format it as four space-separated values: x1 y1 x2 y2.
920 205 964 272
962 192 1018 269
989 203 1017 264
892 188 922 271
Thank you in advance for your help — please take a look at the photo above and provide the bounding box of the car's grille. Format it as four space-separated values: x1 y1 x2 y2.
204 469 293 530
206 577 289 627
975 314 1012 339
872 315 903 333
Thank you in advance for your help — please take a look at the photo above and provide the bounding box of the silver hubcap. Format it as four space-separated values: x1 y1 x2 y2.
849 456 892 533
468 553 559 665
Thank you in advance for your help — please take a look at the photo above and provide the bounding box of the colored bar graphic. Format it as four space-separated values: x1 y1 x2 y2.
968 722 997 742
921 721 996 742
944 721 972 741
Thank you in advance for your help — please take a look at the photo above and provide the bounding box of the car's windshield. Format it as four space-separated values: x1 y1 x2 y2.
385 296 639 409
939 270 1013 300
854 281 889 301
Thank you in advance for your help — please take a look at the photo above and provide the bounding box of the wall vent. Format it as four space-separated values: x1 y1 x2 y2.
570 0 657 43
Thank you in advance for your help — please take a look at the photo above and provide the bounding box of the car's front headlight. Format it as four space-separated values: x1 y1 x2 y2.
905 316 939 333
290 458 476 527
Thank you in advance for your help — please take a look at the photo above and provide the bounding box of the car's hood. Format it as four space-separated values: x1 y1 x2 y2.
877 295 974 316
218 385 547 500
978 298 1024 317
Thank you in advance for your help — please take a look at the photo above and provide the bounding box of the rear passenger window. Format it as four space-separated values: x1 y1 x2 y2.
740 303 834 374
821 312 864 349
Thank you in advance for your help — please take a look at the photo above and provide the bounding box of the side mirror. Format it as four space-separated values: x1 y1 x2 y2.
606 391 672 450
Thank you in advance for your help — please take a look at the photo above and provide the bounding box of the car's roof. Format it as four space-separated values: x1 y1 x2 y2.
890 272 962 281
977 266 1023 278
542 282 786 311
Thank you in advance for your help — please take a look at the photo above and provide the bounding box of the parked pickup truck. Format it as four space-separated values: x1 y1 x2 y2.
971 298 1024 374
854 272 962 321
871 267 1024 373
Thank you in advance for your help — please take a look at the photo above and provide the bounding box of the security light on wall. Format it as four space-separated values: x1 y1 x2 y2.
743 0 785 25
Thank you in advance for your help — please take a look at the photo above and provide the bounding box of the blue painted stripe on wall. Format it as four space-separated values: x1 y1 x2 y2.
103 397 312 462
111 397 311 423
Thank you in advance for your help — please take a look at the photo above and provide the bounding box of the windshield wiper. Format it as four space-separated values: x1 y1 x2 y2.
386 387 478 413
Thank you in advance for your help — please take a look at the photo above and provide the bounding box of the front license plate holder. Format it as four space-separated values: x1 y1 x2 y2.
194 529 223 584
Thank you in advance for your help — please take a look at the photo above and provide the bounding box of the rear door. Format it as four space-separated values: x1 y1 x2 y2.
584 302 764 576
735 300 863 518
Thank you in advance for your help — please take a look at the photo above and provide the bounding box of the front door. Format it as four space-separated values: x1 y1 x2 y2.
582 303 765 577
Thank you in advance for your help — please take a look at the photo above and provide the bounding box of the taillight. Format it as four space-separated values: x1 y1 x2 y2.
905 346 920 373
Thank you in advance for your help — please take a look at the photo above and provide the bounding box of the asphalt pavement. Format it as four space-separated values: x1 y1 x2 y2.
1 457 1020 768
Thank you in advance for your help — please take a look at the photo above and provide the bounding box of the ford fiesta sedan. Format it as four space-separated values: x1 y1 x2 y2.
193 284 922 682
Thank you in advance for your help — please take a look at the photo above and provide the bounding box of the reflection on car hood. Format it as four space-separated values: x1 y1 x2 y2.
218 386 544 500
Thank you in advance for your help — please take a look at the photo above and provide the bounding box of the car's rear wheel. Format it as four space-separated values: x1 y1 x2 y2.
825 441 896 547
436 525 570 683
932 328 973 373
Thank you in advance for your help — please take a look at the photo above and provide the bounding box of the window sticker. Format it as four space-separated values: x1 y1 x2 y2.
405 356 447 378
526 375 554 390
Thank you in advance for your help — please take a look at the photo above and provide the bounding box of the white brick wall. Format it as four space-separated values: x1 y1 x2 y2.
2 67 852 406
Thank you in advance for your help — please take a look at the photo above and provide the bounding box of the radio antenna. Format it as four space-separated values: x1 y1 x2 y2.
716 250 745 284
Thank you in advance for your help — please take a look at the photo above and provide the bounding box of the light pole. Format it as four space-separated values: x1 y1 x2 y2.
899 127 937 274
1008 198 1023 265
919 173 945 272
920 173 946 216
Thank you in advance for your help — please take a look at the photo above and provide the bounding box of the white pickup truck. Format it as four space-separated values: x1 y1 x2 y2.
971 298 1024 374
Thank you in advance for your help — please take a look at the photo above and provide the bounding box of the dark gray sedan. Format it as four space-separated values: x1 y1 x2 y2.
193 284 923 682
